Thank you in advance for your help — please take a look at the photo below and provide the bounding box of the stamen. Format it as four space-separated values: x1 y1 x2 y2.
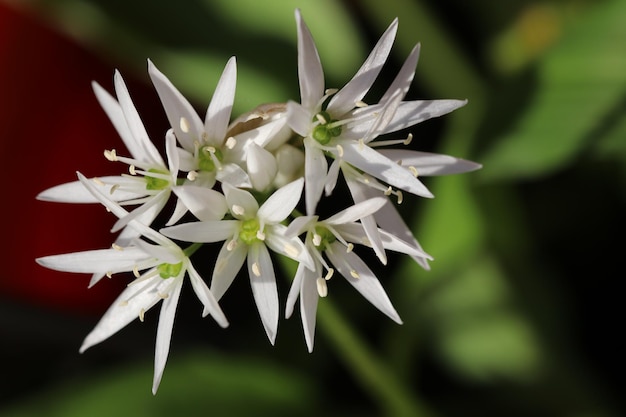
132 266 140 278
111 243 124 251
232 204 245 216
404 133 413 145
355 100 368 108
350 269 360 279
256 230 266 241
409 166 419 177
139 308 146 322
180 117 190 133
93 177 105 186
313 233 322 247
325 268 334 280
252 262 261 277
324 88 338 95
384 186 393 196
397 191 404 204
226 239 238 251
346 243 354 253
316 278 328 297
336 144 344 158
104 149 117 161
187 171 198 181
158 292 169 299
315 113 328 124
129 165 137 175
225 137 237 149
119 300 129 306
109 184 120 195
106 271 113 278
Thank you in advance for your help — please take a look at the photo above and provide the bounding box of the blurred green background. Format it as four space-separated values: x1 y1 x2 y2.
1 0 624 416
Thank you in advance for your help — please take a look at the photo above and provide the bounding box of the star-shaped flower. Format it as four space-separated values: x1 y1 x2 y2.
160 178 314 343
36 172 228 394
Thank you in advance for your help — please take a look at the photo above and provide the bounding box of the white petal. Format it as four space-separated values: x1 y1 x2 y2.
341 142 433 197
92 81 136 156
284 215 317 238
247 242 279 344
257 177 304 224
326 242 402 324
160 220 238 243
211 240 247 300
285 262 306 319
246 143 278 192
36 247 147 275
328 18 398 116
383 99 468 134
148 59 204 151
113 70 164 166
152 277 183 394
299 265 320 353
111 190 169 233
80 275 165 353
380 43 420 102
377 149 482 176
205 56 236 142
215 162 252 188
133 239 181 265
304 138 328 215
37 176 141 204
325 197 387 225
172 185 227 222
187 262 229 327
286 101 312 137
265 224 314 271
222 183 259 220
295 9 324 111
164 129 180 176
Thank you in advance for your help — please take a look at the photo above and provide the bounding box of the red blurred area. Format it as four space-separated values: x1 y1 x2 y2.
0 3 158 315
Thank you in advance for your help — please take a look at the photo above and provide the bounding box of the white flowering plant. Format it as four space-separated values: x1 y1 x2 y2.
36 8 480 394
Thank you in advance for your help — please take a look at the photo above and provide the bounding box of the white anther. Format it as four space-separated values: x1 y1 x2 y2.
346 243 354 253
325 88 338 95
105 271 113 278
355 100 368 108
361 237 372 247
384 186 393 196
129 165 137 175
350 269 360 279
252 262 261 277
231 204 245 216
111 243 124 251
93 177 105 186
225 136 237 149
119 300 129 307
403 133 413 145
180 117 190 133
397 191 404 204
187 171 198 181
325 268 334 280
226 239 238 251
109 184 120 195
205 146 216 153
316 278 328 297
139 308 146 322
315 113 328 124
159 293 169 299
409 166 419 177
256 230 266 241
358 139 365 150
313 233 322 247
336 144 344 158
104 149 117 161
132 266 140 278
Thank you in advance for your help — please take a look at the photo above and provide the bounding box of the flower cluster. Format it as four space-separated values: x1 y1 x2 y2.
36 9 480 393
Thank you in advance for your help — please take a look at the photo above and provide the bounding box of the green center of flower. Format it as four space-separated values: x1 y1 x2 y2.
198 146 224 172
157 261 183 279
240 218 262 245
145 169 170 190
314 226 336 250
312 111 342 145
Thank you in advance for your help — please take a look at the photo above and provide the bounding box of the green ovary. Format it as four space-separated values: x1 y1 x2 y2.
239 218 261 245
157 261 183 279
198 146 224 172
312 111 342 145
145 169 170 190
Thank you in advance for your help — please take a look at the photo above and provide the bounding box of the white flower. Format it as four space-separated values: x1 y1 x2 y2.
160 178 314 344
148 58 284 192
36 172 228 395
286 9 470 215
283 197 432 351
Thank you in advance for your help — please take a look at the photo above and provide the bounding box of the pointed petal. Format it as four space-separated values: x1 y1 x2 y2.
152 277 183 394
258 177 304 224
80 275 165 353
304 138 328 215
110 190 169 233
299 265 320 353
265 224 314 271
325 197 387 225
286 101 313 137
211 240 247 300
113 70 164 166
205 56 237 142
284 215 317 238
285 261 306 319
246 142 278 192
36 247 147 275
380 43 420 102
341 142 433 197
295 9 324 111
148 59 204 151
247 243 279 344
160 220 238 243
328 18 398 116
187 262 229 327
383 99 468 134
37 176 141 203
377 149 482 176
92 81 136 156
326 242 402 324
215 162 252 188
172 185 227 222
133 239 181 265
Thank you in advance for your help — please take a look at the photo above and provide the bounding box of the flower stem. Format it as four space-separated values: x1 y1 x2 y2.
317 300 435 417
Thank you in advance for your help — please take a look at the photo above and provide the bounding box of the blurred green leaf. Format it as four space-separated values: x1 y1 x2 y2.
0 350 316 417
480 0 626 181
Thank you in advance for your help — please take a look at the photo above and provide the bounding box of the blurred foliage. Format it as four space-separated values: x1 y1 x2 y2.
2 0 624 416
